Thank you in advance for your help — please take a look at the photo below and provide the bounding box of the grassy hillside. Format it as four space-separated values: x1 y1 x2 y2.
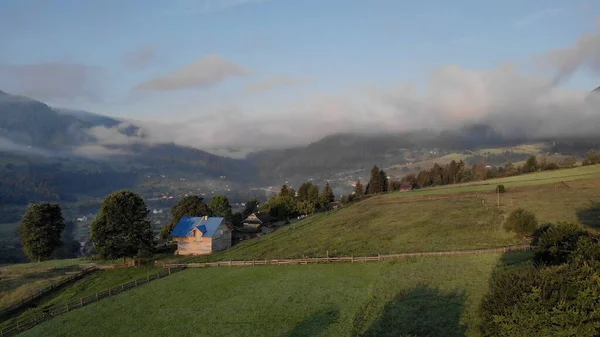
183 165 600 263
21 252 532 337
0 266 160 329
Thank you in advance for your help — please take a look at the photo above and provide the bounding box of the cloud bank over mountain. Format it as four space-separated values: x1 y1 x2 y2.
83 31 600 157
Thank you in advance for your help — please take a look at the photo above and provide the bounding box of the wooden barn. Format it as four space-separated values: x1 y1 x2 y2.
242 212 277 233
399 182 415 192
171 216 232 255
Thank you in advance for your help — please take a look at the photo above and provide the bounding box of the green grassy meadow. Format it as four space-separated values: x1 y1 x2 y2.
21 252 532 337
185 165 600 263
0 266 160 329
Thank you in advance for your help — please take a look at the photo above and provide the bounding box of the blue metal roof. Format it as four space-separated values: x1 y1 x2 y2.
170 216 225 238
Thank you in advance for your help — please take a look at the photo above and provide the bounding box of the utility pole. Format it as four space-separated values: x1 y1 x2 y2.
497 187 500 207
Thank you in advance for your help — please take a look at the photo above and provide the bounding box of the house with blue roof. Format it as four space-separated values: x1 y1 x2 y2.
171 216 233 255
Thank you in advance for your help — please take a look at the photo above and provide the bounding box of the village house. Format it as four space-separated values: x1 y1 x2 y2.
242 212 277 234
171 216 232 255
399 182 415 192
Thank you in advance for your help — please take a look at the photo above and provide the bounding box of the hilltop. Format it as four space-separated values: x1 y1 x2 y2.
186 164 600 263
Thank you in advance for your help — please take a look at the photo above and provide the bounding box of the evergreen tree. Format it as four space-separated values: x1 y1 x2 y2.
160 195 211 239
354 180 364 196
19 203 65 262
379 170 389 193
279 184 294 197
320 182 335 205
367 166 383 194
522 156 538 173
91 190 154 260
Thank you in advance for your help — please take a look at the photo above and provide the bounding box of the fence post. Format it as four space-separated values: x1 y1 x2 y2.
121 284 124 291
378 254 381 262
80 297 83 307
96 293 99 301
135 280 138 287
147 275 150 283
66 303 69 312
229 259 232 267
168 268 171 275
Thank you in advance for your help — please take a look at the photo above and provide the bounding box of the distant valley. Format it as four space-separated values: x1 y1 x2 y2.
1 88 600 216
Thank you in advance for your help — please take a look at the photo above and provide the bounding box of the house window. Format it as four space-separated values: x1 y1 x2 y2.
192 231 196 237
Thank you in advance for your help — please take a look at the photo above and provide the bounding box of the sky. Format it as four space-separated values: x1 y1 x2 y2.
0 0 599 156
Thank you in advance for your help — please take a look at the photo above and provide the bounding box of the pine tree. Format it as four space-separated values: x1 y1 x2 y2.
379 170 389 193
367 166 383 194
19 203 65 262
279 184 292 197
320 182 335 205
354 180 364 196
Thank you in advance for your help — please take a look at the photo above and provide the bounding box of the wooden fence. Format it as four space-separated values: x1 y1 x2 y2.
161 245 532 269
0 266 97 321
0 266 186 337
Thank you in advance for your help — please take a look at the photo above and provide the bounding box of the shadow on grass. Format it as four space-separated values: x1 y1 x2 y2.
359 284 467 337
576 202 600 230
282 308 339 337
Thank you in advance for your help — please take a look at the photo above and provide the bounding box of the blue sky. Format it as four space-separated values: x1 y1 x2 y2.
0 0 599 154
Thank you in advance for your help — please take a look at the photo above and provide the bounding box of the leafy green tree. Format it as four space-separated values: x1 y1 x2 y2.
91 190 154 260
262 195 297 220
160 195 211 239
534 222 591 265
19 203 65 262
209 196 233 219
503 208 538 236
584 150 600 165
480 262 600 336
297 182 313 202
320 182 335 205
354 180 364 196
522 156 538 173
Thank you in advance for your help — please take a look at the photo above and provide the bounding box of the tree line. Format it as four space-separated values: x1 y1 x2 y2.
398 150 599 190
258 182 335 221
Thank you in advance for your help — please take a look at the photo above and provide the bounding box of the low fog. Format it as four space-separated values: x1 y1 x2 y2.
81 31 600 158
1 31 599 159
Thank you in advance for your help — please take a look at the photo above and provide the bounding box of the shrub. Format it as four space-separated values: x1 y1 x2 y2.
480 262 600 336
534 222 589 265
503 208 538 236
496 185 505 193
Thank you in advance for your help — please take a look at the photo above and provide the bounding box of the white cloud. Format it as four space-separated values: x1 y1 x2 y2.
540 33 600 84
245 75 314 92
135 54 249 91
82 30 600 158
